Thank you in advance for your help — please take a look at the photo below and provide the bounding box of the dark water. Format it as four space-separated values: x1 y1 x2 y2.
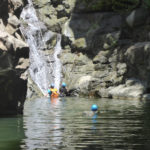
1 97 150 150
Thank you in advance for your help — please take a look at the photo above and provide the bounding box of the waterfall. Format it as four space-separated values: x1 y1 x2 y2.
54 35 62 90
20 0 62 95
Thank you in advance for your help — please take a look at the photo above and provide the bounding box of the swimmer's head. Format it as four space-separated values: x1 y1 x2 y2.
91 104 98 111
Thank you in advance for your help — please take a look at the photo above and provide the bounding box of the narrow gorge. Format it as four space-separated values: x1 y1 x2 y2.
1 0 150 115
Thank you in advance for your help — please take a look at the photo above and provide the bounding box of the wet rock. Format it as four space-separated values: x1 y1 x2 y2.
51 0 62 7
108 80 146 100
60 52 77 65
125 78 141 86
0 69 27 115
125 42 150 65
33 0 50 8
142 94 150 100
62 20 75 42
126 8 149 27
61 34 72 48
97 88 112 98
15 58 29 69
11 0 24 11
94 64 107 71
8 13 20 27
5 24 16 35
93 50 111 64
72 38 87 51
92 70 108 78
103 31 120 50
62 1 70 9
117 63 127 76
26 75 43 99
93 55 108 64
0 0 29 115
0 30 28 52
57 5 70 18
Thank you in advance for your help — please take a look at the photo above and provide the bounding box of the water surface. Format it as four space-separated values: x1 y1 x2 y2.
1 97 150 150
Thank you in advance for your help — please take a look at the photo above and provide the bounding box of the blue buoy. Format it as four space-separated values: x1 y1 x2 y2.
91 104 98 111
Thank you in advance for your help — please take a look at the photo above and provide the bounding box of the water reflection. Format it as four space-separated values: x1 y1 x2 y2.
0 116 24 150
91 113 98 132
21 97 150 150
22 98 63 149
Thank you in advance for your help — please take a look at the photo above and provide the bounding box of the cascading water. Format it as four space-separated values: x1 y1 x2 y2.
53 35 62 90
20 0 62 95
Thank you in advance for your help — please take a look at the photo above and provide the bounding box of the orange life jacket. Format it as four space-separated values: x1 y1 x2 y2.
50 88 59 98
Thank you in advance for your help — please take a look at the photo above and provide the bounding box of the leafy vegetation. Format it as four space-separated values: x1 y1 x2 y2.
80 0 150 12
144 0 150 8
112 0 140 12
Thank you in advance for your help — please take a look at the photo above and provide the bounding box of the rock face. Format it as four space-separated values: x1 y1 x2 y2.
32 0 150 100
0 0 29 115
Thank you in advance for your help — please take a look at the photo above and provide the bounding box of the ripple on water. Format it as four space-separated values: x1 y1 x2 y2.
20 97 150 150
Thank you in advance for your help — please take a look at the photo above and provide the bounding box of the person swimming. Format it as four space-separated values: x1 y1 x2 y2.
48 84 59 98
59 82 69 97
83 104 99 116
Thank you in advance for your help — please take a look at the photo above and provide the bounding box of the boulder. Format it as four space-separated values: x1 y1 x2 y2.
0 30 28 49
75 75 92 95
8 13 20 27
11 0 24 12
142 94 150 100
5 24 16 35
108 79 146 100
15 58 29 69
126 8 149 27
72 38 87 51
125 42 150 65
